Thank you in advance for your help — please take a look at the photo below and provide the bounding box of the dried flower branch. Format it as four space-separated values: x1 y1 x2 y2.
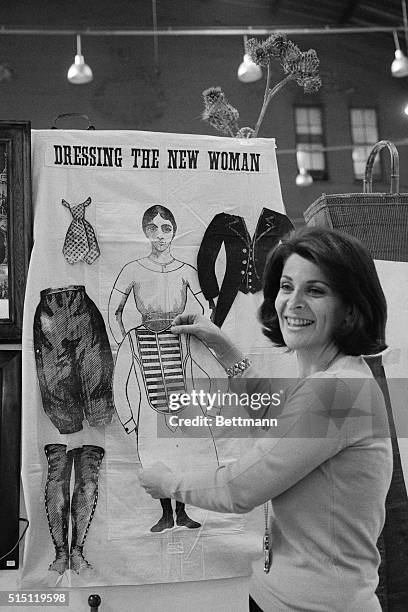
202 33 322 138
202 87 240 137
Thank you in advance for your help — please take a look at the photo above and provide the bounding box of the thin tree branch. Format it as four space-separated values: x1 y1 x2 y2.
253 73 293 137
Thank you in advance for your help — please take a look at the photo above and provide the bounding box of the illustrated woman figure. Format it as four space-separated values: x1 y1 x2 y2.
109 205 220 533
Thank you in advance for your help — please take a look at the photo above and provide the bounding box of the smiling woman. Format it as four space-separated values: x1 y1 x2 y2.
274 254 350 372
260 227 387 376
139 226 393 612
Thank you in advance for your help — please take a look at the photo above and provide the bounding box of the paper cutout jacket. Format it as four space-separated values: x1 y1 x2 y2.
197 208 294 327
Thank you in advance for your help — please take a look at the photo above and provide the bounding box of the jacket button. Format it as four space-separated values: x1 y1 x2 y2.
241 270 245 275
242 248 247 253
242 260 247 264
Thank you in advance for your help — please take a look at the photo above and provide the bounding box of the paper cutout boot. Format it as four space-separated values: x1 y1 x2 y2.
175 501 201 529
44 444 74 574
150 498 201 532
150 498 174 532
69 445 105 573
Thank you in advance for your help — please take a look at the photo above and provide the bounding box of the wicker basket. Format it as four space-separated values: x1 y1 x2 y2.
303 140 408 262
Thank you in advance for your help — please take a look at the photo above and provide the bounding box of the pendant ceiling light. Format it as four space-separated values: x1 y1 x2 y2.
295 167 313 187
391 30 408 77
295 149 313 187
237 35 262 83
392 1 408 77
67 34 93 85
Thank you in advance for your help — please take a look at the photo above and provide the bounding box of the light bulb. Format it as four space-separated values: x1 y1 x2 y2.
296 168 313 187
391 49 408 77
237 54 262 83
67 35 93 84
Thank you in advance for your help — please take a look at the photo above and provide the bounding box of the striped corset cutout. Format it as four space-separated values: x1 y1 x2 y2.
134 327 186 414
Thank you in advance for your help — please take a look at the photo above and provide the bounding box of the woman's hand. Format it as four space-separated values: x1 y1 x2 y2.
139 462 175 499
171 313 222 344
171 313 243 366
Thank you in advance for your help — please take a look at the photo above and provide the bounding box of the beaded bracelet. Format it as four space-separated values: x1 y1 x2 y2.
226 357 252 378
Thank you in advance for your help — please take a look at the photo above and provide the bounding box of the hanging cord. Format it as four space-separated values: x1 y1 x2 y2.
402 0 408 53
394 29 402 51
243 33 248 54
152 0 160 74
0 517 29 562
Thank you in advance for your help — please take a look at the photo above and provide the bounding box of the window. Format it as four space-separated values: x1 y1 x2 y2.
294 106 327 180
350 108 380 180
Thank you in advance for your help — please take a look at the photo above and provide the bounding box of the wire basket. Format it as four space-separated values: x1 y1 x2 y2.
303 140 408 261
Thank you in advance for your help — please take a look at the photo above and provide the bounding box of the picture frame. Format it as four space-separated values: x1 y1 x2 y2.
0 121 32 342
0 350 22 569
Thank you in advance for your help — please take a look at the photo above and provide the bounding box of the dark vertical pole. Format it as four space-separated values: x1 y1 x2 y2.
365 355 408 610
88 594 101 611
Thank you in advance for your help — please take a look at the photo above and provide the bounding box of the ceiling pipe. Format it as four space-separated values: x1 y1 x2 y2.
0 25 406 37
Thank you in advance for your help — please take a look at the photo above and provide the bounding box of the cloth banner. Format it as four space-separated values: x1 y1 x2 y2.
374 260 408 482
20 129 295 588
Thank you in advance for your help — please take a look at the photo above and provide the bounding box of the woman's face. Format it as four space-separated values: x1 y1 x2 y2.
144 213 174 252
275 253 348 354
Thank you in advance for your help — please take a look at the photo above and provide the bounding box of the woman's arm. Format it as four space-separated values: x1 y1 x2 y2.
171 312 272 417
113 333 139 433
171 312 244 369
108 288 130 343
140 378 351 513
108 264 134 343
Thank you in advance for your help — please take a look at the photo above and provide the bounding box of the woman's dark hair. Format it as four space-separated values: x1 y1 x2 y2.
259 226 387 356
142 205 177 234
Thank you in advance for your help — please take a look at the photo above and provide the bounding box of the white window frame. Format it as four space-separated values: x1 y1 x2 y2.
350 108 381 180
294 106 327 180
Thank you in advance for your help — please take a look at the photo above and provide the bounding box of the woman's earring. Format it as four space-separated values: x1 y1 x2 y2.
342 307 354 332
